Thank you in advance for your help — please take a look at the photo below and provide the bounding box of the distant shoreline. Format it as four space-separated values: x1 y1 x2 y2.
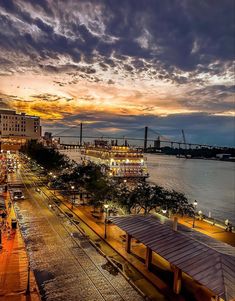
146 152 235 162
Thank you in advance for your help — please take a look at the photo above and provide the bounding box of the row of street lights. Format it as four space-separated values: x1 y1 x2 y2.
161 200 201 228
46 168 232 235
192 201 231 230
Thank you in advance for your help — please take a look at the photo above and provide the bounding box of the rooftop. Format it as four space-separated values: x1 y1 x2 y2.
0 109 39 118
110 214 235 301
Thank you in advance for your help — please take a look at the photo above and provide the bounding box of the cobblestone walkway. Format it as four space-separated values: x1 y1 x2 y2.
14 172 144 301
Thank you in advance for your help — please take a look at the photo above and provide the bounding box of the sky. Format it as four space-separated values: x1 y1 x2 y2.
0 0 234 146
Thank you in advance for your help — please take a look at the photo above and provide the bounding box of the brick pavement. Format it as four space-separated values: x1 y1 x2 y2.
0 193 40 301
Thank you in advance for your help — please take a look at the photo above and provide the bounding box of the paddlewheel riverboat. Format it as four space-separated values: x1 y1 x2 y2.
81 140 148 181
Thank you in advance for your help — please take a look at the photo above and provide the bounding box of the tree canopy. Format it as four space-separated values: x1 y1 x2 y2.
22 142 194 218
21 140 70 171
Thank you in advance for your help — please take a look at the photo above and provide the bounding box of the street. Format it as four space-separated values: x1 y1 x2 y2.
11 166 144 301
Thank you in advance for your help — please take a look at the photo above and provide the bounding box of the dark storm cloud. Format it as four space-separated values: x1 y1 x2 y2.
101 0 234 70
181 85 235 112
31 93 73 102
0 93 21 102
0 0 234 146
0 99 10 108
0 0 234 80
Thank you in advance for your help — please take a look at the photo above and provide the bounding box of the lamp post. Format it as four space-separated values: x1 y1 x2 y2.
53 175 56 194
198 210 203 221
26 263 30 295
225 219 229 231
48 172 53 187
71 185 75 209
104 204 109 239
192 200 198 228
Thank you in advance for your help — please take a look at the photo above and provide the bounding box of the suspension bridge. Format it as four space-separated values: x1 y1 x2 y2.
49 123 230 152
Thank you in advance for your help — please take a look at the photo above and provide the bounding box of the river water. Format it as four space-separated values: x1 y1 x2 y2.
62 150 235 224
147 154 235 224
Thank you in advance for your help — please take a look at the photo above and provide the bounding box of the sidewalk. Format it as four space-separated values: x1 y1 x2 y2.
173 215 235 247
0 193 41 301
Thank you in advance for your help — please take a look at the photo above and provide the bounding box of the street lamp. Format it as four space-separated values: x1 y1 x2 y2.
192 200 198 228
71 185 75 209
53 175 56 195
225 219 229 231
104 204 109 239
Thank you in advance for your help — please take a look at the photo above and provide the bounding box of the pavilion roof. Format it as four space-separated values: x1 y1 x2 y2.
110 214 235 301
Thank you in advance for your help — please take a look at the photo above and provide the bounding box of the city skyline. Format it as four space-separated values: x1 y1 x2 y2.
0 0 234 146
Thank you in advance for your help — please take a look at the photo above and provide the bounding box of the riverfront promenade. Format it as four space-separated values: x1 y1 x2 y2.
15 156 235 301
174 215 235 247
53 194 235 301
49 194 182 301
0 192 40 301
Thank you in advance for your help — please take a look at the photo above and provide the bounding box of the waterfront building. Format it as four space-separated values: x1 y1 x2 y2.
0 109 41 151
82 140 148 181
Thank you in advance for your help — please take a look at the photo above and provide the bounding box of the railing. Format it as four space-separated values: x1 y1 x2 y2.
200 214 234 232
114 172 149 178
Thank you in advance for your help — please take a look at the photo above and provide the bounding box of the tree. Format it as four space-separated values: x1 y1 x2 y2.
135 183 159 214
152 185 167 209
80 163 113 211
116 184 137 214
163 190 194 217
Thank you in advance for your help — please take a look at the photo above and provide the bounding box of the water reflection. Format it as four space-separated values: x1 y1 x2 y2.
147 154 235 224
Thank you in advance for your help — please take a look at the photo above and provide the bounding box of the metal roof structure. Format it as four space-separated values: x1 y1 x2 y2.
109 214 235 301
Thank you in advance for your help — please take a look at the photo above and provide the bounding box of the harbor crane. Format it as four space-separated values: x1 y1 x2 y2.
181 129 190 158
182 130 187 149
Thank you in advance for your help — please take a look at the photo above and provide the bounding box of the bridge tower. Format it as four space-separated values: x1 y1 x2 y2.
80 122 83 146
144 126 148 152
